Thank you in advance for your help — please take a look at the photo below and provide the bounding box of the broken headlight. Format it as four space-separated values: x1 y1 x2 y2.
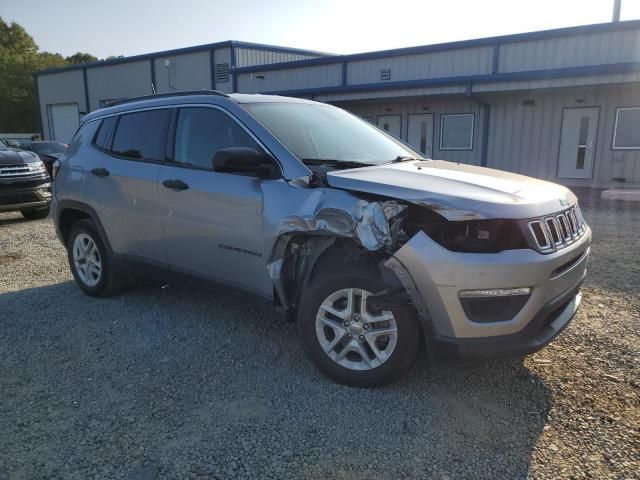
436 219 528 253
402 207 528 253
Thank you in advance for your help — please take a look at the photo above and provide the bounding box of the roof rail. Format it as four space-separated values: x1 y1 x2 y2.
109 89 229 107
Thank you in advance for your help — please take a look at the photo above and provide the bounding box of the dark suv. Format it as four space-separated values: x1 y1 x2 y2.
0 142 52 219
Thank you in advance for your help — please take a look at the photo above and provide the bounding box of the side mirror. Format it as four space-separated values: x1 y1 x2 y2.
6 140 20 148
212 147 277 178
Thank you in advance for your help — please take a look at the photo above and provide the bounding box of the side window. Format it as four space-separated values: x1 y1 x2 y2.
173 107 261 170
93 116 117 150
111 109 171 160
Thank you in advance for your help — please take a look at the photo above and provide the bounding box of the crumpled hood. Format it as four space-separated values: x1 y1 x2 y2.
326 160 577 221
0 149 39 166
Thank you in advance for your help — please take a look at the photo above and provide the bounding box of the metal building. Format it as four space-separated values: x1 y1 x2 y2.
36 21 640 188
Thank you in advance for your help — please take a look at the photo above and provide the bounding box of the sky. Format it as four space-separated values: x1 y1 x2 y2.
2 0 640 58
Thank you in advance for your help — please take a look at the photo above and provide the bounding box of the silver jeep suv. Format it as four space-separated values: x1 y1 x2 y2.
53 90 590 387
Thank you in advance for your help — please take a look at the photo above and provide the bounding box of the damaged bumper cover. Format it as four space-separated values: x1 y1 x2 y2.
386 227 591 359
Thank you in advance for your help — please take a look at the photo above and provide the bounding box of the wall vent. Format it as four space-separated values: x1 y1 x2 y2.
215 63 230 83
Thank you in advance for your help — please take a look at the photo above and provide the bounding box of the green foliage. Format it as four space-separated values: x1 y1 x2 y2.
0 17 101 132
65 52 98 65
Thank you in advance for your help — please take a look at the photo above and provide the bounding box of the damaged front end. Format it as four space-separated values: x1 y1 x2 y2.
263 181 408 313
263 176 533 320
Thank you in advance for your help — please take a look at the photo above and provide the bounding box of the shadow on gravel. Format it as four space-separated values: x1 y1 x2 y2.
0 214 30 228
0 280 552 479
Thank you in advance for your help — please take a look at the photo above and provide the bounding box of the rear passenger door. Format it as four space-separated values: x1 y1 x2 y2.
82 108 171 264
158 106 273 295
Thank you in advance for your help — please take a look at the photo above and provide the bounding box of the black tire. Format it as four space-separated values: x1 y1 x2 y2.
297 264 421 387
21 205 50 220
66 219 124 297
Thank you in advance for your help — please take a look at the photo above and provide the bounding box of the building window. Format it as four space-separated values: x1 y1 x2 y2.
612 107 640 150
440 114 474 150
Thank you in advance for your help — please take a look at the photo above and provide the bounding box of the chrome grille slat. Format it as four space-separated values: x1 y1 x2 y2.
529 205 586 252
0 164 33 178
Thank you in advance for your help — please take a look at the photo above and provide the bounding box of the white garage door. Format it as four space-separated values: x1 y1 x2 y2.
47 103 80 143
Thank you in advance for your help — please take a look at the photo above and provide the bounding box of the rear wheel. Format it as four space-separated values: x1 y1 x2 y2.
297 266 420 387
21 206 50 220
67 219 124 297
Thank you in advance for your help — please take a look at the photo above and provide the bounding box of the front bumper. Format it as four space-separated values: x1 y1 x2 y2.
0 177 52 213
386 225 591 359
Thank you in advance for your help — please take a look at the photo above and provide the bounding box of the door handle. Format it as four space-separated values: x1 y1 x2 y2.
91 167 110 177
162 179 189 190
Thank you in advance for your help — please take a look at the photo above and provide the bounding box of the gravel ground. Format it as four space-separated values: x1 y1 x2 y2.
0 191 638 480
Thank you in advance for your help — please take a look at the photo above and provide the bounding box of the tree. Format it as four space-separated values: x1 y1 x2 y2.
0 18 100 133
65 52 98 65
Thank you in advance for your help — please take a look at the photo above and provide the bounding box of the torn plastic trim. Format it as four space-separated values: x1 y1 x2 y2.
263 185 408 312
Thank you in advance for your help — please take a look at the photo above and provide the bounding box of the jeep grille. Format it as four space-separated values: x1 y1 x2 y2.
528 205 586 252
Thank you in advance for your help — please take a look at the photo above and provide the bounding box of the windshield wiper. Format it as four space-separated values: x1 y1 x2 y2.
301 158 374 169
385 155 420 164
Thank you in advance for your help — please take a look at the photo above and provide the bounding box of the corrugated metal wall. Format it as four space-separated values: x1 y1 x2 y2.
485 85 640 186
236 64 343 93
347 46 493 85
234 48 323 67
37 70 86 139
153 51 211 92
338 83 640 187
499 29 640 72
86 61 152 111
213 47 233 93
341 98 484 166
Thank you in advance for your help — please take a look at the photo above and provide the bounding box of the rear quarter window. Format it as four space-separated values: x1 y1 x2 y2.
93 116 117 150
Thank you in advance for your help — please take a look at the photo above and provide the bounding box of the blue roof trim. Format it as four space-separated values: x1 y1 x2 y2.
36 40 333 76
261 62 640 97
233 19 640 74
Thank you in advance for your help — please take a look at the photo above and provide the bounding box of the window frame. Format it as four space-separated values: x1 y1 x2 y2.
439 113 475 151
612 107 640 151
89 106 172 165
166 104 283 178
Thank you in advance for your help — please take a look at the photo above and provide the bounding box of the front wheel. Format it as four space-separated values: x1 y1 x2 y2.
297 266 421 387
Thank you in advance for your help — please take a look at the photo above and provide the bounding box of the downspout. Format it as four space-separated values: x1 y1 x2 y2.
32 74 44 140
82 67 91 114
231 44 238 93
465 84 491 168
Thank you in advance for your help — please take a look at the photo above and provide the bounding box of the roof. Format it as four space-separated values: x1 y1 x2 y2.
36 40 334 76
233 19 640 73
36 20 640 78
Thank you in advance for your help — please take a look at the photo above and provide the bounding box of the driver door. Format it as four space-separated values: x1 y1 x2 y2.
158 106 273 296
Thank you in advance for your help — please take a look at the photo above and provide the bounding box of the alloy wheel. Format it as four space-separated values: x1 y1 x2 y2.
315 288 398 371
72 233 102 287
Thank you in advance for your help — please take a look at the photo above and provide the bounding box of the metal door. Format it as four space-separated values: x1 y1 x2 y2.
47 103 79 143
558 107 599 179
407 113 434 157
377 115 402 139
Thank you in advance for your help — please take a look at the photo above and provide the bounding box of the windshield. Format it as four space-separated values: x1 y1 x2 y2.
31 142 66 155
243 102 422 165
